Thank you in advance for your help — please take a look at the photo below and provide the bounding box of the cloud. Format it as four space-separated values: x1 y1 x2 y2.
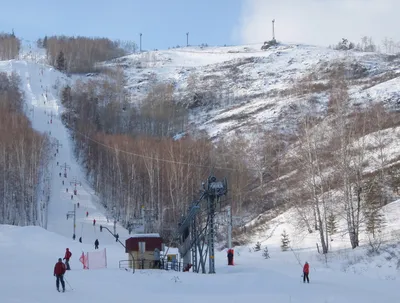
233 0 400 47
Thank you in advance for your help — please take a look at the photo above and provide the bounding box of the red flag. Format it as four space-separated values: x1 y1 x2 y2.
79 252 88 269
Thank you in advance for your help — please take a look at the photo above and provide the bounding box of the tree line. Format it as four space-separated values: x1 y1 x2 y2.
0 72 51 225
0 32 20 60
43 35 128 73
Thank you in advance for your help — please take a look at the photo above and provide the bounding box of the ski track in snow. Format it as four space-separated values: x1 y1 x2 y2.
0 59 132 247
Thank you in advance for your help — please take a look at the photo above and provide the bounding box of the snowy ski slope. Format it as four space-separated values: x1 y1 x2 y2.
1 225 400 302
1 43 400 302
0 60 131 246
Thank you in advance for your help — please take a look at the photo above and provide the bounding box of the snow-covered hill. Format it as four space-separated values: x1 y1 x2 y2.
102 42 400 278
106 43 400 139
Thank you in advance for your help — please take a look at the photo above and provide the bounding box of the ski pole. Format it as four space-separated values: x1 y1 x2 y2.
64 277 74 290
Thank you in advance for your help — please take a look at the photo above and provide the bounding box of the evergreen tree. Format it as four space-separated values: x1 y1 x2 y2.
61 85 71 106
56 51 66 72
326 212 337 235
43 36 48 48
253 241 261 252
281 230 290 251
262 246 270 259
364 178 386 238
36 38 43 48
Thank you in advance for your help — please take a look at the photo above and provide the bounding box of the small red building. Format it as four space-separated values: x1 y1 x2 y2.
125 233 163 269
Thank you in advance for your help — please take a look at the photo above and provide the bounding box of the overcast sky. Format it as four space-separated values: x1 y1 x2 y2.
233 0 400 47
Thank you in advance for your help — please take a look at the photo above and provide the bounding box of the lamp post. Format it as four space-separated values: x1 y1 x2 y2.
272 19 275 40
186 32 189 47
139 33 142 52
227 206 232 249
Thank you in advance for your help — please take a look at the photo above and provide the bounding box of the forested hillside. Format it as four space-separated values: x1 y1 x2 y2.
0 71 50 225
60 37 400 248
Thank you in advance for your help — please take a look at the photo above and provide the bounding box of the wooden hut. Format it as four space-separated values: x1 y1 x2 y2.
125 233 163 269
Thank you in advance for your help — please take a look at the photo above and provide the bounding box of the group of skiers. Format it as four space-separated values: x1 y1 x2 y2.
54 240 102 291
53 248 72 292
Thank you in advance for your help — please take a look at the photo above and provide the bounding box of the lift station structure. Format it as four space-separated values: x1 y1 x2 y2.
175 174 227 274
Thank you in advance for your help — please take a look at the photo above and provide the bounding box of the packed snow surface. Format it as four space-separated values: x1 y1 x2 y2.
1 225 400 302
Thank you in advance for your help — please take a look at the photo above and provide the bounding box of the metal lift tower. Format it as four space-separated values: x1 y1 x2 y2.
175 174 227 274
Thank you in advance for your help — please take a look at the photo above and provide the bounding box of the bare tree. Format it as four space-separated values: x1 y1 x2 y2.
0 32 20 60
295 114 331 253
328 69 367 249
0 72 50 226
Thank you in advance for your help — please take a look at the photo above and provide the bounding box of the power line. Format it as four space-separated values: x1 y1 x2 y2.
68 118 293 205
72 127 256 173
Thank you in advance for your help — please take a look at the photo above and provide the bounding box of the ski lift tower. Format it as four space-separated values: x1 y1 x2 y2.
70 177 82 195
60 162 71 178
66 204 77 239
176 174 227 274
51 139 62 153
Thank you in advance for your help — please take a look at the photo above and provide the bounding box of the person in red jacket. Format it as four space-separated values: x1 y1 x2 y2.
54 258 66 292
303 261 310 283
63 248 72 270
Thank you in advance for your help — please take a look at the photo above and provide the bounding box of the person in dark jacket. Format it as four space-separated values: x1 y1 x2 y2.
94 239 99 249
303 262 310 283
63 248 72 270
227 249 234 265
153 248 160 268
54 258 66 292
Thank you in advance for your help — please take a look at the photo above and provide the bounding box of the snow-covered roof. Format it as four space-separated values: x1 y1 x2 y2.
129 233 160 238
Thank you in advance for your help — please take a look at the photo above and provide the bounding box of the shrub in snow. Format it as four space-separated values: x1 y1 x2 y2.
262 246 270 259
326 212 337 236
253 241 261 251
367 233 383 256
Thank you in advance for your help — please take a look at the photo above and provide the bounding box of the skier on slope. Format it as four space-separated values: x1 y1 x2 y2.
303 261 310 283
227 249 234 265
63 248 72 270
94 239 99 250
54 258 66 292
